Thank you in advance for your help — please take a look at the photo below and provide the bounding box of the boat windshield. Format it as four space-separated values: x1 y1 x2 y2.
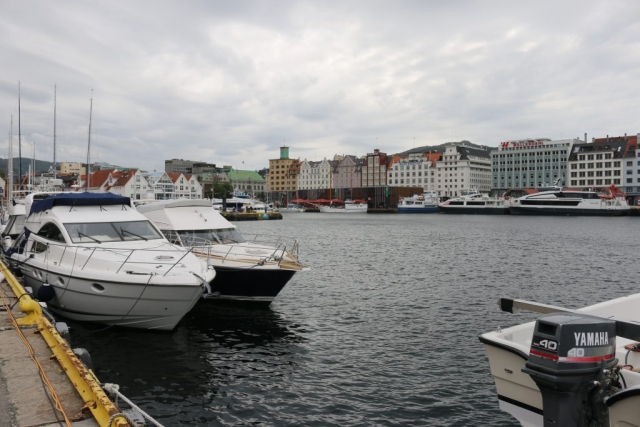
177 228 246 246
65 221 163 243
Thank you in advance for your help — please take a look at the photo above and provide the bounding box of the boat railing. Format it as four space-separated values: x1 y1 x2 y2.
24 240 199 277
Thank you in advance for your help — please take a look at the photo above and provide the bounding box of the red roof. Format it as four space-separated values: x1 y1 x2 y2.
167 173 181 183
81 169 116 188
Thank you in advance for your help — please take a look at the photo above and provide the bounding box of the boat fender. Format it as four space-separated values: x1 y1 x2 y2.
37 283 55 303
55 322 71 345
73 348 94 371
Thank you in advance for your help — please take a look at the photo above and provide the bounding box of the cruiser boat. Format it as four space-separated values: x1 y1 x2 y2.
278 203 306 213
8 193 214 330
439 193 509 214
136 199 309 305
480 296 640 427
397 193 439 213
509 185 630 216
318 199 367 213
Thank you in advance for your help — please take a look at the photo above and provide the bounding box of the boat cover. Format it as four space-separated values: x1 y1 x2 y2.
30 193 131 214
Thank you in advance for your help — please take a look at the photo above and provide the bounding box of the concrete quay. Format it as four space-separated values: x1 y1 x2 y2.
0 264 130 427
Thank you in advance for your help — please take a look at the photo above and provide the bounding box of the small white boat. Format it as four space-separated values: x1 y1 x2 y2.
8 193 214 330
318 199 367 213
137 199 309 305
480 296 640 427
278 203 306 213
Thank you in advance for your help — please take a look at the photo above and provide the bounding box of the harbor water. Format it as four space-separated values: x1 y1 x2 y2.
72 214 639 426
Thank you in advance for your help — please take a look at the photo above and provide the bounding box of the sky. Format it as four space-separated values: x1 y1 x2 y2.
1 1 639 172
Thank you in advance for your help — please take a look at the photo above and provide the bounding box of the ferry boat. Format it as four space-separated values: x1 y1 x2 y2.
7 193 214 330
480 295 640 427
509 185 629 216
397 193 439 213
136 199 309 305
438 190 509 215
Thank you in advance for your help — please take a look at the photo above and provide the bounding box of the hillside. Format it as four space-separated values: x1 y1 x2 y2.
0 158 56 176
395 140 491 156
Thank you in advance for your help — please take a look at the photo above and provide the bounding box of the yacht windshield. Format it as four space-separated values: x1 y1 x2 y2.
177 228 245 246
65 221 163 243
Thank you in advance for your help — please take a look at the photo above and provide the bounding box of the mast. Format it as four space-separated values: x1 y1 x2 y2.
53 84 57 178
18 82 22 190
86 92 93 192
8 116 13 202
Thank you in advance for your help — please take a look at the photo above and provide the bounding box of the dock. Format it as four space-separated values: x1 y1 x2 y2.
0 262 131 427
220 212 282 221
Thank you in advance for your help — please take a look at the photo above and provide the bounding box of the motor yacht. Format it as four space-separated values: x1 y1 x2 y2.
509 185 630 216
136 199 309 305
397 193 439 213
8 192 214 330
438 192 509 214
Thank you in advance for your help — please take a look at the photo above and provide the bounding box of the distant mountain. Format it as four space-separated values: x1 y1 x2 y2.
0 158 56 177
395 140 492 156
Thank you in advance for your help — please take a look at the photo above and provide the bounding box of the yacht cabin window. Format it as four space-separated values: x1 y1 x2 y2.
37 223 66 242
64 221 163 243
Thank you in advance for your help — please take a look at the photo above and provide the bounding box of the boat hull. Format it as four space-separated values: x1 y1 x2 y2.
396 206 439 213
20 266 203 330
509 206 629 216
438 206 508 215
206 266 297 306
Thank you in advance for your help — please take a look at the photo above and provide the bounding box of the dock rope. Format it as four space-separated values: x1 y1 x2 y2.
102 383 165 427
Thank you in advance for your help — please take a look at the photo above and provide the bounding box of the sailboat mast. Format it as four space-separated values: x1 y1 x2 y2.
86 93 93 192
8 116 13 202
18 82 22 190
53 84 57 178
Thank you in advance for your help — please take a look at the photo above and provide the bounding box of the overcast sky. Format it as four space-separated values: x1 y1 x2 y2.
1 1 638 172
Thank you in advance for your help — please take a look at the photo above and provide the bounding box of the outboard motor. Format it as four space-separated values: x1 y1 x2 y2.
522 313 620 427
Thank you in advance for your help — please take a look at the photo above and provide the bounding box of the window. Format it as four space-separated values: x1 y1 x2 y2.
36 223 66 242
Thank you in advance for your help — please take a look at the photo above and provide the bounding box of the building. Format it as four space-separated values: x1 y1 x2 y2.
168 173 203 199
59 162 86 175
492 138 577 192
78 169 154 200
267 146 299 193
621 134 640 203
567 134 635 191
387 152 441 193
225 170 265 196
361 149 388 187
165 159 196 174
333 155 363 190
298 158 332 190
437 144 492 196
144 171 176 199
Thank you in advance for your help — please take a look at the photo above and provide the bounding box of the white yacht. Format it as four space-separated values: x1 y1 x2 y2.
8 192 214 330
480 296 640 427
136 199 309 305
318 199 367 213
438 193 509 215
509 185 630 216
278 203 306 213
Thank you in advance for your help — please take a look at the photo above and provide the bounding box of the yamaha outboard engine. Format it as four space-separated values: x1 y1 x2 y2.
522 313 620 427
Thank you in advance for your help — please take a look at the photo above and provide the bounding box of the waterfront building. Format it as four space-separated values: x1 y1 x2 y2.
491 138 577 192
298 158 333 190
59 161 86 176
168 173 204 199
436 144 492 197
387 152 441 193
267 146 299 193
619 134 639 204
165 159 196 174
79 169 154 200
567 134 637 194
362 149 388 187
227 169 266 197
333 155 364 189
144 171 176 199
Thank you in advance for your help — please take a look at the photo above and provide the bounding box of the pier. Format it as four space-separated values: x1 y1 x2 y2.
220 212 282 220
0 263 130 427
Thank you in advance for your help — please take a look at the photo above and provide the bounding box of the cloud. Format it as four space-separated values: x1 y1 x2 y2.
0 0 639 172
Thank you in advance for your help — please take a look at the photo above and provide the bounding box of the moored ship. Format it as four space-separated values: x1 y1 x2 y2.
397 193 439 213
438 190 509 214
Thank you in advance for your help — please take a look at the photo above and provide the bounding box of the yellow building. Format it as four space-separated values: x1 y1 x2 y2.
268 146 300 192
60 162 86 175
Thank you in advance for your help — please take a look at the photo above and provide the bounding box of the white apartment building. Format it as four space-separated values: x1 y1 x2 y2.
387 153 438 193
436 144 492 196
567 135 633 189
298 158 332 190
